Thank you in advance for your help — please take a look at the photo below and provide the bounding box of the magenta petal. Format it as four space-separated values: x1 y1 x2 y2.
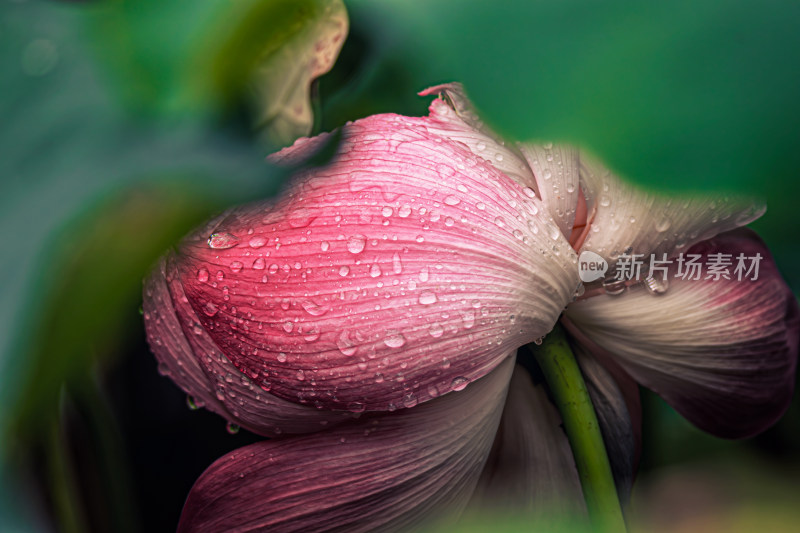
144 255 360 437
565 229 799 438
172 110 578 412
177 356 515 533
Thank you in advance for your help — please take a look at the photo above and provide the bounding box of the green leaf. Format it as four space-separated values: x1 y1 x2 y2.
0 0 348 457
346 0 800 286
87 0 348 145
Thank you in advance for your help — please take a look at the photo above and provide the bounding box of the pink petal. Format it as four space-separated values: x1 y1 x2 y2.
144 255 360 437
578 154 766 267
170 109 579 412
177 355 515 533
564 229 799 438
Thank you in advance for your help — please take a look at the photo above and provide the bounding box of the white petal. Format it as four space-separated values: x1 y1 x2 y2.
564 230 798 438
470 364 584 517
419 83 539 190
578 152 765 266
518 143 582 238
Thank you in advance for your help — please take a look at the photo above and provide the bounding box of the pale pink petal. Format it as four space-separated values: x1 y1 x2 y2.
144 255 360 438
173 111 579 412
470 364 584 517
578 153 765 266
518 143 582 239
419 83 540 190
472 352 638 515
564 230 799 438
177 355 515 533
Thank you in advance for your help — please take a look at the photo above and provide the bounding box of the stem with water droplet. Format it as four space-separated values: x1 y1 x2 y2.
532 322 627 533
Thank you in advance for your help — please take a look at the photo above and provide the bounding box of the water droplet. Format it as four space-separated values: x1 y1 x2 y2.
197 268 209 282
427 383 441 398
337 331 357 356
513 229 524 240
415 235 425 243
418 291 437 305
451 377 469 391
549 225 561 240
462 309 475 329
252 257 266 270
296 369 305 381
277 352 288 363
369 264 382 278
398 205 412 218
419 267 429 282
655 217 671 232
629 216 636 224
203 302 218 317
381 206 393 217
602 277 627 296
348 402 365 413
644 274 670 295
226 422 240 435
476 141 486 151
428 323 444 337
441 357 451 369
402 393 418 408
392 253 403 274
192 323 204 336
208 233 239 249
383 332 406 348
303 328 320 342
599 195 611 207
338 265 350 277
321 241 330 252
249 236 267 248
230 261 243 273
347 234 366 254
300 299 328 316
444 195 461 206
522 187 536 198
288 209 315 228
283 322 294 333
268 264 279 274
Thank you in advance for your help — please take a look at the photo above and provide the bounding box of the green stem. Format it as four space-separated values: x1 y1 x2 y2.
532 323 627 533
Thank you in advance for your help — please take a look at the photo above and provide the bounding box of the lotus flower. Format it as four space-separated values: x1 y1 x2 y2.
143 84 798 532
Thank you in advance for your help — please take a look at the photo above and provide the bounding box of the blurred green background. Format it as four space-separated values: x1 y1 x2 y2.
1 0 798 531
